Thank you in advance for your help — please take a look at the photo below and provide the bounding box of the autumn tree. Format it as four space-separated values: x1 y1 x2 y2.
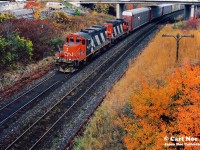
0 33 33 69
0 13 14 23
0 19 63 61
94 4 110 14
25 1 38 9
125 4 134 10
25 1 44 19
118 63 200 150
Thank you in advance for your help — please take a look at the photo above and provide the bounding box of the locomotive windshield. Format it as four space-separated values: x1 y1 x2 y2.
76 38 81 43
66 37 74 43
70 37 74 42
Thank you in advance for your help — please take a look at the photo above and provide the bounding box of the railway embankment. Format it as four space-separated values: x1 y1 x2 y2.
0 12 114 101
0 10 180 149
73 21 200 149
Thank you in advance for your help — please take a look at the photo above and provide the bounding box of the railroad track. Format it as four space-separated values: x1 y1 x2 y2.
0 73 72 132
3 26 137 149
0 73 55 121
1 10 183 150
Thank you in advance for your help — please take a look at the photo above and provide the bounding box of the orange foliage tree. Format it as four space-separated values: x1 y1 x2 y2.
25 1 43 19
117 63 200 150
25 1 38 9
125 4 134 10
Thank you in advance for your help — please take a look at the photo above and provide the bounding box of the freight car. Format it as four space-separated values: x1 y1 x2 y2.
122 7 151 31
56 4 183 72
160 4 173 15
149 5 163 20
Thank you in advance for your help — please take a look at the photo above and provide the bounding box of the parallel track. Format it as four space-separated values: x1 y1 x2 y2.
2 10 183 150
0 74 56 124
0 73 55 112
0 73 71 133
4 25 137 149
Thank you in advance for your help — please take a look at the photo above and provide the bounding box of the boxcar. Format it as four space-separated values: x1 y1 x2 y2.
161 4 173 15
172 4 184 12
149 5 163 20
122 7 151 31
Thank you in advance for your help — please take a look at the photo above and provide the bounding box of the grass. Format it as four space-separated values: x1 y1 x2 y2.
0 56 55 92
73 24 200 149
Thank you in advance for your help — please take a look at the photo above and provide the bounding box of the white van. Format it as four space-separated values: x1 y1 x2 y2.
46 2 66 10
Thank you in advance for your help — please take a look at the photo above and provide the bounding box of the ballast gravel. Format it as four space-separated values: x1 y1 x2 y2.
0 23 160 149
41 28 160 149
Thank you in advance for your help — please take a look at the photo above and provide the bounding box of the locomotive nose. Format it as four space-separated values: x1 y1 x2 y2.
62 43 81 59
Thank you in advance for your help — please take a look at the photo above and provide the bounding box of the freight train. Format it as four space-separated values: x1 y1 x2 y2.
56 4 183 72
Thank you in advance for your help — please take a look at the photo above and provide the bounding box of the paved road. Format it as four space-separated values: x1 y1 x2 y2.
0 2 84 19
12 9 34 19
0 2 34 19
0 2 25 13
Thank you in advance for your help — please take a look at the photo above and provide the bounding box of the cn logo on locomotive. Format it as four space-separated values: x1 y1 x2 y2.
64 52 74 57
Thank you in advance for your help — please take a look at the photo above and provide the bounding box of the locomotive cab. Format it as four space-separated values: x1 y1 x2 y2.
56 34 87 72
104 23 113 39
117 18 129 32
104 20 125 42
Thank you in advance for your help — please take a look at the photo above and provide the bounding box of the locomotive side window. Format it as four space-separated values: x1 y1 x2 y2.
66 38 69 43
87 39 91 44
87 39 91 48
82 40 85 45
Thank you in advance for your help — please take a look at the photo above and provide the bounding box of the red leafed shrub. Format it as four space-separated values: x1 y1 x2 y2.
0 19 63 60
185 19 200 29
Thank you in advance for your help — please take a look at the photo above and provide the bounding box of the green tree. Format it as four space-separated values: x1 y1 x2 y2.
0 34 33 68
74 8 81 16
0 13 14 23
94 4 109 14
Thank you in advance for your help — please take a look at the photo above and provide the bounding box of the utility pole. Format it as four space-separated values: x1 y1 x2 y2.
162 33 194 62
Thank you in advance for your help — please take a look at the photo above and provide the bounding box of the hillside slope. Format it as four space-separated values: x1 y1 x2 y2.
73 24 200 149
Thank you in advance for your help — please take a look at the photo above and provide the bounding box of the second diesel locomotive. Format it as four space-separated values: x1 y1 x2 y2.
56 4 183 72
